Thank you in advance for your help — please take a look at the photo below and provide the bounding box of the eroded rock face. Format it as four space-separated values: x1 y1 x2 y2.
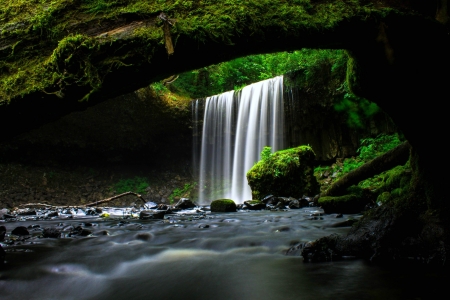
247 146 320 200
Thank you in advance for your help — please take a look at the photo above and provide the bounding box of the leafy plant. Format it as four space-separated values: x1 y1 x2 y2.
113 177 149 194
170 49 348 99
169 182 197 204
357 134 402 161
334 89 379 128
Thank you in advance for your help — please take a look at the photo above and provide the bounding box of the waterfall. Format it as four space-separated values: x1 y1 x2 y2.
195 76 285 204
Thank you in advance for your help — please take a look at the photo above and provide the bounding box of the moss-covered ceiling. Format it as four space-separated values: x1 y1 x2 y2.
0 0 444 140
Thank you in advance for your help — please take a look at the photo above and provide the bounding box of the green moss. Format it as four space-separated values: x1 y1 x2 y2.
318 194 368 213
377 191 391 204
247 145 319 199
1 0 387 104
210 199 237 212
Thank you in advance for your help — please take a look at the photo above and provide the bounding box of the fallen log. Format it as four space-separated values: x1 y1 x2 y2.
19 203 53 207
322 141 411 197
85 191 147 207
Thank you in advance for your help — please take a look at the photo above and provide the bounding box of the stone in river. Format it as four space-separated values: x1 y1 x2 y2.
174 198 197 209
135 232 153 241
211 199 237 212
139 210 166 220
12 226 30 236
243 200 266 210
43 227 62 238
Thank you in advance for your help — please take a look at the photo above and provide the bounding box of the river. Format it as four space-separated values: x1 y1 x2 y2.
0 207 447 299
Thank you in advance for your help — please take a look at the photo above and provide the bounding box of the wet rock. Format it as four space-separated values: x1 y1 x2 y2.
3 214 15 219
70 226 92 237
274 226 290 232
299 198 310 207
144 202 158 209
211 199 237 212
63 226 74 232
0 226 6 241
174 198 196 210
43 227 62 238
157 204 169 210
47 211 58 217
335 213 343 218
261 195 276 205
12 226 30 236
135 232 153 241
301 235 342 262
288 199 301 209
18 210 37 216
244 200 266 210
285 242 303 256
139 210 166 220
27 224 40 229
85 209 97 216
198 224 210 228
95 208 103 214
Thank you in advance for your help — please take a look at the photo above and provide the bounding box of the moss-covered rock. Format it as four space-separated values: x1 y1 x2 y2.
246 146 319 199
210 199 236 212
318 194 369 214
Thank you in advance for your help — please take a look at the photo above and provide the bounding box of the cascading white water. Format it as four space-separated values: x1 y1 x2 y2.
198 76 285 204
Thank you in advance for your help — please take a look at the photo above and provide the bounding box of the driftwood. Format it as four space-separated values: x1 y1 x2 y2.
19 203 53 207
322 141 411 197
85 191 147 207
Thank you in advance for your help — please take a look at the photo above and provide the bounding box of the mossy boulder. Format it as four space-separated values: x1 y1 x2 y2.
246 146 319 200
210 199 237 212
318 194 370 214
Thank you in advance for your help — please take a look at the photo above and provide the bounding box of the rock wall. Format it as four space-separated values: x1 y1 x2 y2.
0 86 194 208
284 69 397 162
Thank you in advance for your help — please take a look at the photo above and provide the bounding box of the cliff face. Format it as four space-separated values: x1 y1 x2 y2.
284 68 397 162
0 86 193 208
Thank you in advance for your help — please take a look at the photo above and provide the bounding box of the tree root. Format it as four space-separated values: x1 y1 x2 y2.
322 141 411 197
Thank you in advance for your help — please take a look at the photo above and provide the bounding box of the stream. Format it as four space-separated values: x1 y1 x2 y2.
0 207 447 299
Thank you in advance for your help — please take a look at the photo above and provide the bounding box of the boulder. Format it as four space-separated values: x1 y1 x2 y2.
261 195 277 205
210 199 237 212
174 198 196 210
43 227 62 238
247 146 320 200
243 200 266 210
